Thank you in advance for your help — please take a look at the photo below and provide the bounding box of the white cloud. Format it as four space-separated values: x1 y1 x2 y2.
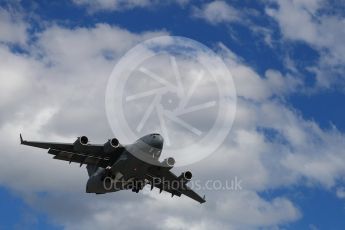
218 43 302 101
72 0 189 12
23 189 300 230
212 43 345 190
0 8 27 44
1 6 345 230
73 0 154 11
192 1 240 24
266 0 318 44
266 0 345 88
336 187 345 199
215 191 301 227
0 45 34 107
0 20 167 192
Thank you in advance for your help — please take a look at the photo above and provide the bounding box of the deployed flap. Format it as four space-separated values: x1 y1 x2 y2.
146 167 206 204
48 149 110 167
20 134 115 168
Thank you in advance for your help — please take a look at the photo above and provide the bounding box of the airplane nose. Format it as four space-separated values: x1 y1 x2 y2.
151 133 162 140
150 133 164 149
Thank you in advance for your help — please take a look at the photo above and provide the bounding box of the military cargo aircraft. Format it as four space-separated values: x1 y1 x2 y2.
20 133 206 203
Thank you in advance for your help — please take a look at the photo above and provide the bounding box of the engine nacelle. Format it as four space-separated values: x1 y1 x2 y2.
103 138 120 154
162 157 175 168
177 171 192 184
73 136 88 152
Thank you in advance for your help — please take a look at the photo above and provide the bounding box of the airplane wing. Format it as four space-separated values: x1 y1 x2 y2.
146 166 206 204
20 134 118 168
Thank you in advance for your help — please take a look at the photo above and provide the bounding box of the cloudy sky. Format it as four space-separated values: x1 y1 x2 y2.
1 0 345 229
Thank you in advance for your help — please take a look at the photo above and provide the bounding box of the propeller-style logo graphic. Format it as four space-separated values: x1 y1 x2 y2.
106 36 236 167
126 56 217 146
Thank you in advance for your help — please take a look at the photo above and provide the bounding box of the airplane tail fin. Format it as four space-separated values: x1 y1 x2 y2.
86 164 98 177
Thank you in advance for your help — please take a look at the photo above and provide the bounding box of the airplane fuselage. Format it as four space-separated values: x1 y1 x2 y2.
86 133 164 194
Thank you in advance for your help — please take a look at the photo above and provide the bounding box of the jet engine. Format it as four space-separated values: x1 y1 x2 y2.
177 171 192 184
162 157 175 167
73 136 88 152
103 138 120 154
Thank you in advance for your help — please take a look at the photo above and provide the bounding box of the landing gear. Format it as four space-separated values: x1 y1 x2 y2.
130 179 145 193
101 167 115 181
131 187 140 193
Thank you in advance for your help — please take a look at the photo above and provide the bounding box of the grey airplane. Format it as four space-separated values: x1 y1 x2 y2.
20 133 206 203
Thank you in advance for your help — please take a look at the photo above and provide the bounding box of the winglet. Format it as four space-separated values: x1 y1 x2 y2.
20 133 24 144
201 195 206 204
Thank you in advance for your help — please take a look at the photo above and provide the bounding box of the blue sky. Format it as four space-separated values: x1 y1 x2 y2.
0 0 345 229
